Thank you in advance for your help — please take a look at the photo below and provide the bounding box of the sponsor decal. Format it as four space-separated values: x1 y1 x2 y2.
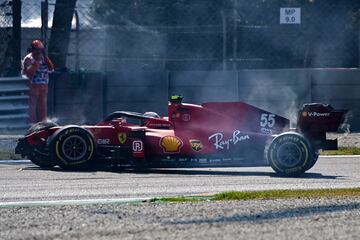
148 123 171 128
189 139 203 152
96 138 110 145
261 127 273 135
209 158 222 163
132 140 144 152
208 130 250 150
118 132 127 144
161 156 176 162
306 112 330 117
160 136 183 153
132 139 144 158
182 113 191 122
198 158 207 164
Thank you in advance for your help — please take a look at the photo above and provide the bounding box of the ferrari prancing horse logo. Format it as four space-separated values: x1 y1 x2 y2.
118 132 127 144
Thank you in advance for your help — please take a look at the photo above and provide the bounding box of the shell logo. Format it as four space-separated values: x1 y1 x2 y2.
160 136 183 153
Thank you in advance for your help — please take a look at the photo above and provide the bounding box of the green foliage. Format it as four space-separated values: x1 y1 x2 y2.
149 188 360 203
212 188 360 200
321 147 360 156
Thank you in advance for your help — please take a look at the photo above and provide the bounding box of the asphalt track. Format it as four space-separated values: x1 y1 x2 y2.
0 156 359 205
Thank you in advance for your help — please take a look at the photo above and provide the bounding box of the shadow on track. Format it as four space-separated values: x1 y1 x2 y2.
20 165 342 179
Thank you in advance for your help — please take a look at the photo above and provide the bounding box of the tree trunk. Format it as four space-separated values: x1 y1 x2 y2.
48 0 77 69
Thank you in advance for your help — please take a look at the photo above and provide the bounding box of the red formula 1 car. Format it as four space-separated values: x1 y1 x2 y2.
16 96 347 176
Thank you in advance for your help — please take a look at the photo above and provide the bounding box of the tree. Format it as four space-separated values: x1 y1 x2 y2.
48 0 77 68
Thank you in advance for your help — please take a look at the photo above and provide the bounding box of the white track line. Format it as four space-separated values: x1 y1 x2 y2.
0 197 151 208
319 155 360 158
0 160 31 163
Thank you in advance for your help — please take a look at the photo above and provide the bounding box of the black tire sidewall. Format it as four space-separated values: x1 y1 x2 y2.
29 153 56 169
268 133 314 176
304 150 319 171
50 126 95 167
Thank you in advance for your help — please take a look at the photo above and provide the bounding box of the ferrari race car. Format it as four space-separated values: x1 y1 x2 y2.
16 96 347 176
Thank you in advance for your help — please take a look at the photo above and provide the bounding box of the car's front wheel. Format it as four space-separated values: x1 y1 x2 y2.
29 151 56 169
267 132 316 176
24 121 58 168
50 126 96 170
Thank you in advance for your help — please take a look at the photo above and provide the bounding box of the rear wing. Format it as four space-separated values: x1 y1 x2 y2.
297 103 347 150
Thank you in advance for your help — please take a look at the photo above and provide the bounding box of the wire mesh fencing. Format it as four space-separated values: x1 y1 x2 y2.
63 1 227 71
0 0 14 76
42 0 360 71
20 0 43 62
2 0 360 75
232 0 360 69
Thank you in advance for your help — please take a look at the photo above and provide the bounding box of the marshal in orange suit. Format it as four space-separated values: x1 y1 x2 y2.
22 40 54 124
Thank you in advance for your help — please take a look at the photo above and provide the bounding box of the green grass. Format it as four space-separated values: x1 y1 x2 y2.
150 188 360 203
212 188 360 201
321 147 360 155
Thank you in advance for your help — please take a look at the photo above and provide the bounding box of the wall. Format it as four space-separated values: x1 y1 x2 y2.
0 77 28 129
310 69 360 130
50 69 360 131
50 72 103 124
104 72 168 116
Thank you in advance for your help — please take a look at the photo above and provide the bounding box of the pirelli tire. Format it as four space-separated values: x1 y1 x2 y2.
28 151 56 169
267 132 316 176
50 126 96 169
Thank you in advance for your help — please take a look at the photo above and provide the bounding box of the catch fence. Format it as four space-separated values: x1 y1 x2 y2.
0 0 360 76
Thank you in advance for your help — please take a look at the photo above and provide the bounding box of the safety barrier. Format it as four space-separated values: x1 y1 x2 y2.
0 77 29 130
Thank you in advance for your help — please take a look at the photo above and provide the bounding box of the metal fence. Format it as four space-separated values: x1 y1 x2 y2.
0 1 12 76
1 0 360 75
56 1 227 71
233 1 360 69
0 0 20 76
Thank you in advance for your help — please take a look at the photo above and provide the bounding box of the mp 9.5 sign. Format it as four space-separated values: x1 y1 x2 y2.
280 8 301 24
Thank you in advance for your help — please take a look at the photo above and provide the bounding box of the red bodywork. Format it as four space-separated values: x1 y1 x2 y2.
18 100 345 167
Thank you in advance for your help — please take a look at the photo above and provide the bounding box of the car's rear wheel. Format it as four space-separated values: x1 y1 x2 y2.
50 126 96 170
267 132 316 176
304 150 319 171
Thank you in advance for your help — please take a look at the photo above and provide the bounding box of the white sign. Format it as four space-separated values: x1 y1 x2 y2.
280 8 301 24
